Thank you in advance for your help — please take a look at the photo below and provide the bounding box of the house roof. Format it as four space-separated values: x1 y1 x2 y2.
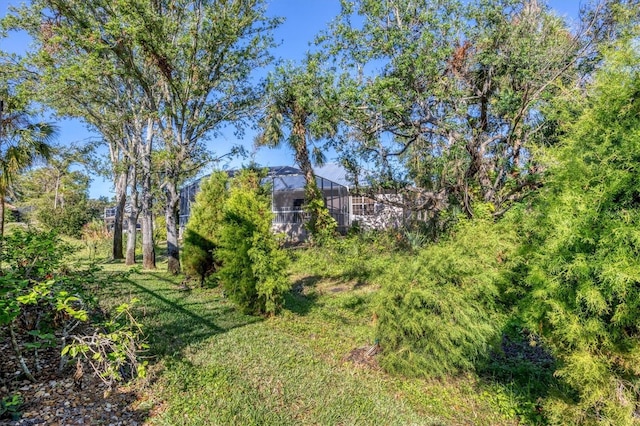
314 163 353 188
180 164 350 197
227 165 303 178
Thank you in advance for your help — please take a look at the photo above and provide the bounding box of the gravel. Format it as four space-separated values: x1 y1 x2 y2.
1 337 148 425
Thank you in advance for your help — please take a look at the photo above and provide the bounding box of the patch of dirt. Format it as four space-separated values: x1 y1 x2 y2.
342 344 381 370
0 334 149 426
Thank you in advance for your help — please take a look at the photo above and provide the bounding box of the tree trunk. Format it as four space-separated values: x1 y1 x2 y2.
292 115 316 193
54 171 60 210
140 118 156 269
112 170 128 260
0 192 5 240
125 210 138 265
291 113 333 238
0 192 5 267
125 164 139 265
141 213 155 269
165 181 181 275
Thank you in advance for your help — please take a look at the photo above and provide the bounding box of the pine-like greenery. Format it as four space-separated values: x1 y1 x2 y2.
522 39 640 425
181 172 229 285
217 170 290 315
376 216 518 377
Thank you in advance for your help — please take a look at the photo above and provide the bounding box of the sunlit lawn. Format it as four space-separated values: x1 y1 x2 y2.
89 250 518 426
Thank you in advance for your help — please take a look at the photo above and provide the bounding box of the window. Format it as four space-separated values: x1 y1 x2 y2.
352 196 375 216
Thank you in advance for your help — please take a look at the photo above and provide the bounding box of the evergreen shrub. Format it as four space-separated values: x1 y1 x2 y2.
375 218 518 377
217 170 289 315
181 172 229 285
521 42 640 424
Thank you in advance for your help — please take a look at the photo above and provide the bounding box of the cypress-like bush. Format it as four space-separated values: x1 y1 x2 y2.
376 217 517 377
522 40 640 424
217 170 290 315
181 172 229 285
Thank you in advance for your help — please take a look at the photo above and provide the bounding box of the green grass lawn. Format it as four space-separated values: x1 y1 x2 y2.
92 259 520 426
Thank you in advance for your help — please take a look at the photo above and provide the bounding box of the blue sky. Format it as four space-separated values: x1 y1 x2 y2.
1 0 582 199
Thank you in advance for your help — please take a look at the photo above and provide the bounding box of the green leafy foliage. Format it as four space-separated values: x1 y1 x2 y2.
14 149 104 238
36 198 102 238
0 394 23 421
182 172 229 285
0 228 145 387
375 218 518 378
0 75 55 238
256 62 339 241
521 38 640 424
217 170 290 315
303 183 337 244
1 228 73 281
0 229 88 380
63 299 148 387
322 0 579 218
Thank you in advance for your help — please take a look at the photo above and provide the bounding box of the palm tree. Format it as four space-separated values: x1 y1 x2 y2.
256 62 339 239
0 97 55 238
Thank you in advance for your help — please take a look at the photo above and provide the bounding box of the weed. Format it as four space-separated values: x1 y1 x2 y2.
0 394 23 421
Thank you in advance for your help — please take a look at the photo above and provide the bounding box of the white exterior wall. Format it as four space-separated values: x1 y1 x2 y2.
350 193 406 230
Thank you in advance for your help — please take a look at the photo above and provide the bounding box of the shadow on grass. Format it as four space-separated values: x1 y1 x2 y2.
88 267 268 425
284 275 321 315
477 323 566 425
102 270 262 359
338 265 383 287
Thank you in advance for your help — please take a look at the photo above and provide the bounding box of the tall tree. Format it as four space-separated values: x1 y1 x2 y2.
322 0 588 222
133 0 280 274
5 0 280 274
256 61 339 240
0 68 55 238
3 0 164 266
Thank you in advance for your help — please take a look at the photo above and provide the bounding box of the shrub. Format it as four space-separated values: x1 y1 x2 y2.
1 229 73 280
37 198 101 238
63 299 148 388
181 172 229 285
217 170 290 315
82 220 111 261
303 183 337 244
521 41 640 424
375 218 518 378
0 229 145 386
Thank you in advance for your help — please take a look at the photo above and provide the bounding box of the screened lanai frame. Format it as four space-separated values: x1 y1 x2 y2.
178 166 351 236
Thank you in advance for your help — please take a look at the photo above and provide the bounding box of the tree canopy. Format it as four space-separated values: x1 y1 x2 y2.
321 0 585 221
